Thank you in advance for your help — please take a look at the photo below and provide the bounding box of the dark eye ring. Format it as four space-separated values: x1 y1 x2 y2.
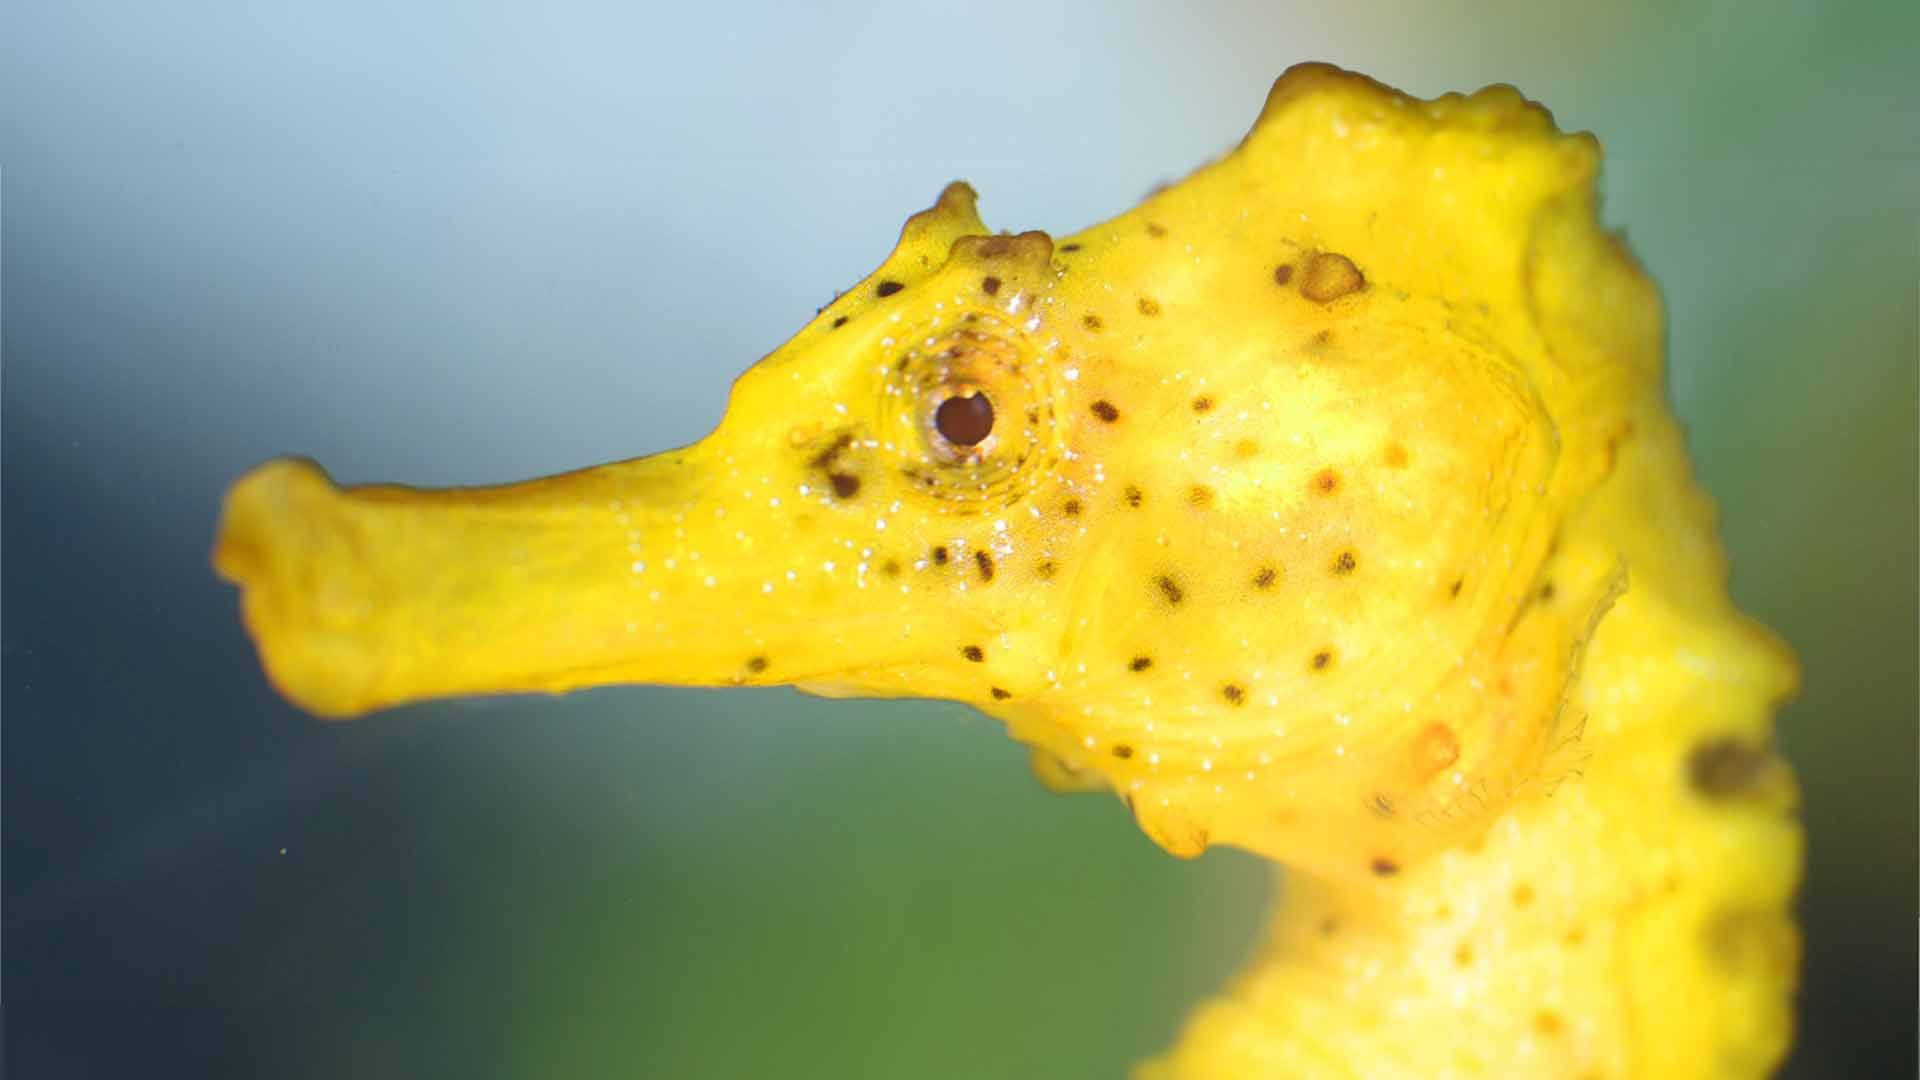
934 390 994 447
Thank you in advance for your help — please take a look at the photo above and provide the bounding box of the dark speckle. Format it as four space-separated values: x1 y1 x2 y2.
1370 857 1400 877
1689 737 1774 797
931 546 949 565
881 559 901 577
1192 396 1214 413
1112 743 1134 759
1156 575 1184 604
829 473 860 499
1273 263 1294 286
1222 684 1246 705
1129 656 1154 672
1253 566 1278 589
1311 649 1334 671
1449 577 1464 598
1082 314 1103 332
810 433 853 468
1539 581 1557 602
1146 222 1167 237
961 645 985 663
1061 242 1083 252
1124 484 1144 508
1188 485 1214 508
1035 560 1058 580
875 280 904 297
975 549 996 582
1137 296 1161 317
1333 550 1357 576
1091 400 1120 423
1369 794 1395 817
1063 498 1083 517
1312 468 1341 495
830 315 849 329
981 275 1002 296
746 655 769 674
990 686 1012 700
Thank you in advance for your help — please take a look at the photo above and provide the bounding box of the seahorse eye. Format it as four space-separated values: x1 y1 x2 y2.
934 391 994 446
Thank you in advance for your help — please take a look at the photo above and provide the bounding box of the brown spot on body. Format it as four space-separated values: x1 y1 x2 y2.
1449 577 1464 598
1311 468 1341 495
1299 252 1366 302
974 549 995 582
989 686 1011 700
1145 221 1167 237
1090 400 1120 423
1222 684 1246 705
1417 724 1462 772
1129 656 1154 672
1188 484 1215 507
1155 576 1184 604
1369 794 1395 817
1112 743 1134 759
1333 550 1357 575
1319 917 1339 937
1191 395 1214 413
980 275 1002 296
1689 738 1774 797
1081 314 1103 331
1253 566 1278 589
881 559 901 577
961 645 985 662
809 433 853 468
830 315 849 329
1273 263 1294 286
875 280 904 297
1310 649 1334 671
829 473 860 499
1136 296 1161 317
1539 581 1557 602
1035 560 1057 580
746 655 769 674
1060 242 1082 252
1370 857 1400 876
1062 499 1082 516
931 545 949 565
1123 484 1144 508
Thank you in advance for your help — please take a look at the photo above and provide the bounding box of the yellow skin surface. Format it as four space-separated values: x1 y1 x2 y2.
216 65 1802 1078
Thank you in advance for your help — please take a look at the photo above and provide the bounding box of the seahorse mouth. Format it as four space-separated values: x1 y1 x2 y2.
212 447 890 717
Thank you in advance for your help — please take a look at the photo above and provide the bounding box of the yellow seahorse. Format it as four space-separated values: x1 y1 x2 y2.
213 64 1802 1077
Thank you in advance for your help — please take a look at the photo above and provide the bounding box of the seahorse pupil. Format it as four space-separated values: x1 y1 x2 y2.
935 391 994 446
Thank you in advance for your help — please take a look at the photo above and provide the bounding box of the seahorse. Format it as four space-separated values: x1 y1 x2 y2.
213 64 1802 1077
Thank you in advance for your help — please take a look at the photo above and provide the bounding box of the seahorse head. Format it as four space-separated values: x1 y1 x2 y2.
216 64 1652 880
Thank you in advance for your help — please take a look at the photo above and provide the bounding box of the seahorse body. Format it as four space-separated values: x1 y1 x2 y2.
215 65 1801 1077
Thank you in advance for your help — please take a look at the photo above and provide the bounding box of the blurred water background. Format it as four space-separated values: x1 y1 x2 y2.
5 1 1914 1076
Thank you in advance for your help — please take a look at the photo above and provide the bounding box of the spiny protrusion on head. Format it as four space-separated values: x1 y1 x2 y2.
1298 251 1366 303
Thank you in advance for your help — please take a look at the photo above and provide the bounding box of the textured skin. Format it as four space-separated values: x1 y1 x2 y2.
215 65 1802 1078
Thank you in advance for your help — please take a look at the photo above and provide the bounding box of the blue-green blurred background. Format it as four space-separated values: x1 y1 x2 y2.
5 2 1913 1076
